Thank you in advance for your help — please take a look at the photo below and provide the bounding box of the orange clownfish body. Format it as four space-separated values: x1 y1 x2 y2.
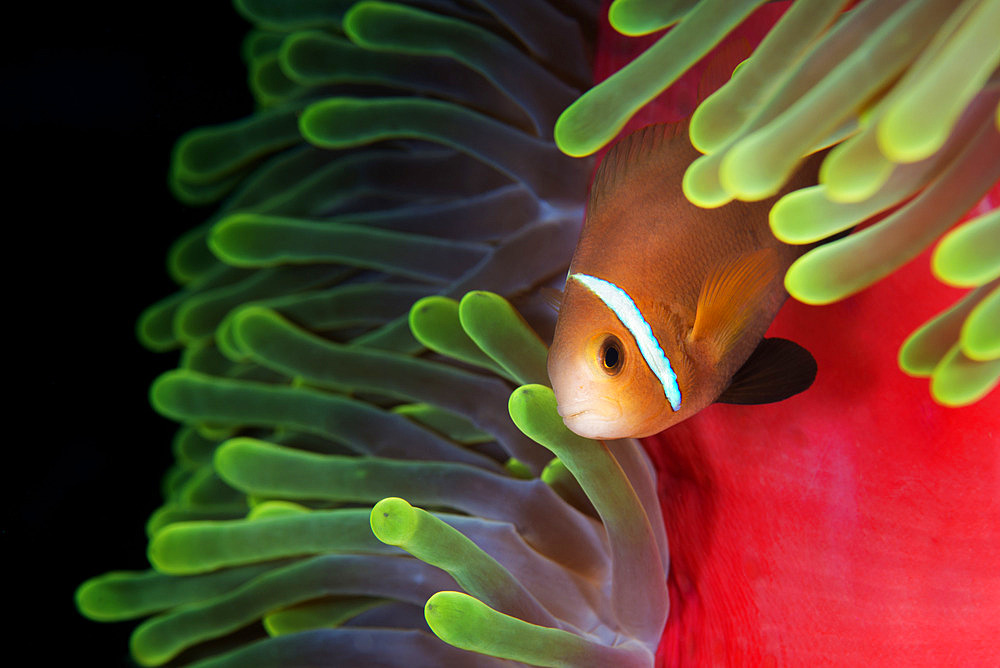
548 124 819 440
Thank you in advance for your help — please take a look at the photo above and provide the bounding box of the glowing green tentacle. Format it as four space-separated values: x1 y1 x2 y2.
556 0 765 157
425 591 652 668
371 497 563 628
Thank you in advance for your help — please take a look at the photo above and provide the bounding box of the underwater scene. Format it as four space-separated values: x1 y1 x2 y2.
54 0 999 665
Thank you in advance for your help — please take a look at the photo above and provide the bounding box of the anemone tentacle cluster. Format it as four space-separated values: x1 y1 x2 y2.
557 0 1000 406
76 0 1000 664
76 1 675 666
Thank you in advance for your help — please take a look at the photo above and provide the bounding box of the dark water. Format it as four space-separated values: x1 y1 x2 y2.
9 4 248 662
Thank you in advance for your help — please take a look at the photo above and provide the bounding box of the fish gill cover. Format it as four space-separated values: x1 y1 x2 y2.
74 1 998 667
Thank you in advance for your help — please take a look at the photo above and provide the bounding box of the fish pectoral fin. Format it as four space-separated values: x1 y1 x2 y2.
539 286 564 312
690 248 780 358
716 337 817 405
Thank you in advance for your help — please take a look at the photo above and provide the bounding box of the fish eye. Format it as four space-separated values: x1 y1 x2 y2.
598 335 623 375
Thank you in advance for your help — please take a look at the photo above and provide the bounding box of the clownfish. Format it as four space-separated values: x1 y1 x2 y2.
547 123 819 440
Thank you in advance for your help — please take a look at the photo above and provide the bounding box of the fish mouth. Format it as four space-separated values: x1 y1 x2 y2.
557 401 631 440
557 406 590 419
555 399 622 421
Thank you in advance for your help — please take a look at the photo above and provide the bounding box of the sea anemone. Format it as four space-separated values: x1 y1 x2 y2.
76 0 674 665
78 290 669 666
75 1 999 666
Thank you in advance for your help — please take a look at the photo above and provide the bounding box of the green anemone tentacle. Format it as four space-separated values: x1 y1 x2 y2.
557 0 1000 405
75 3 678 665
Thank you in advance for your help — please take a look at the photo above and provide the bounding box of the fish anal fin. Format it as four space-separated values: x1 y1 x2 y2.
690 248 780 359
716 337 817 405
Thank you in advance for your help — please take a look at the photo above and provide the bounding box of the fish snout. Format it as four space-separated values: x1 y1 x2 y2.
548 342 626 437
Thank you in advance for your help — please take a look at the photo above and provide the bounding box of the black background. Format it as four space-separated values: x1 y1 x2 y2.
9 3 253 663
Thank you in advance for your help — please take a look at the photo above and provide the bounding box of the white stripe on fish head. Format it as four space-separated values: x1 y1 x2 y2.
570 273 682 411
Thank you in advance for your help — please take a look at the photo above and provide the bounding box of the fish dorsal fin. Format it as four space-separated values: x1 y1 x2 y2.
539 286 563 312
716 337 817 405
589 124 679 211
690 248 780 359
